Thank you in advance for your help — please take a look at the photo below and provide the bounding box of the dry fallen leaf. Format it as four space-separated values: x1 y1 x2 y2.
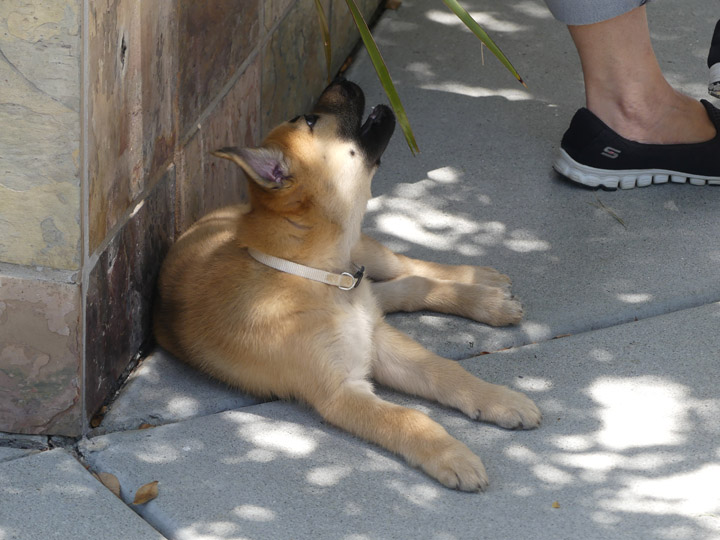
552 501 560 509
138 423 155 430
90 406 108 428
386 0 402 9
97 472 121 498
339 56 354 75
133 480 159 505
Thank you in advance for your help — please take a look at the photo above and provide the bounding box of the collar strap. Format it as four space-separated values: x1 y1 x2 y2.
247 248 365 291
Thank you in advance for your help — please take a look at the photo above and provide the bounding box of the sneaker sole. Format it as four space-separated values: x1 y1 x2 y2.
709 63 720 98
710 82 720 99
553 149 720 189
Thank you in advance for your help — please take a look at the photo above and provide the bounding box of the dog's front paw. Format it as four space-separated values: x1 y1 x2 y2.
420 440 489 492
464 384 541 430
465 285 523 326
454 264 513 288
472 266 513 288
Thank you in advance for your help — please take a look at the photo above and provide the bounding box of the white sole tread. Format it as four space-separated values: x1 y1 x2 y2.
553 149 720 189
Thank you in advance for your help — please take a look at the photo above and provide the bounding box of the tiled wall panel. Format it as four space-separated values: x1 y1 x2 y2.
0 0 81 270
331 0 382 74
263 0 294 32
87 0 144 252
1 0 381 435
261 0 331 133
140 1 178 185
179 57 261 233
178 0 259 136
0 275 81 435
85 170 175 419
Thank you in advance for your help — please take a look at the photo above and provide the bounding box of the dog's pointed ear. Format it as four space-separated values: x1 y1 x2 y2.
212 146 291 190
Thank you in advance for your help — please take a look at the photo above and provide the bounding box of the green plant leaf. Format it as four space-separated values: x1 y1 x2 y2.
345 0 419 154
314 0 332 83
441 0 526 86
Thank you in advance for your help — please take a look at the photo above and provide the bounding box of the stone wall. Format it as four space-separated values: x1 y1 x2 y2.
0 0 381 436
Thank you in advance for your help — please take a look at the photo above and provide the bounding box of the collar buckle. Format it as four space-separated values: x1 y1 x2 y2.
338 265 365 290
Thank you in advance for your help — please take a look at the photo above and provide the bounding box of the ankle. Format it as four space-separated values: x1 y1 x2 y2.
586 91 716 144
585 99 658 143
584 75 667 137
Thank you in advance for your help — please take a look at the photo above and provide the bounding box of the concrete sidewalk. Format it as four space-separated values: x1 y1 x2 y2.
2 1 719 539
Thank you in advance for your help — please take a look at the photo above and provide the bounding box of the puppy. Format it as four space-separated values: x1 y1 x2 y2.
154 79 540 491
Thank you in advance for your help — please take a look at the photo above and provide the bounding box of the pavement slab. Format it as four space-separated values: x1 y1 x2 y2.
7 2 720 540
0 432 49 450
0 446 35 463
97 348 264 434
78 302 720 540
99 0 720 437
345 0 720 359
0 448 166 539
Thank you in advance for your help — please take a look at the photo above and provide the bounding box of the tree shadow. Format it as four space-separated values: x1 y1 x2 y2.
79 301 720 539
344 0 720 359
75 2 720 539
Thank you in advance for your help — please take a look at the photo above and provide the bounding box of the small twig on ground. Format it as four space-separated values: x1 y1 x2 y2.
588 194 626 229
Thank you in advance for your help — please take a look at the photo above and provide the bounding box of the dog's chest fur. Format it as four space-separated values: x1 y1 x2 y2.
329 282 380 391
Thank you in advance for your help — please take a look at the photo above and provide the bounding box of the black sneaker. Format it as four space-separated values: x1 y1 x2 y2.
708 19 720 98
553 100 720 189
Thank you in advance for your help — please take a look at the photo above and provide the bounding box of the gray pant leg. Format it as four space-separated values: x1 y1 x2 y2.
544 0 651 25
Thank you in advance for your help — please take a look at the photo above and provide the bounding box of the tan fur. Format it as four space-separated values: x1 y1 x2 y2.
154 84 540 491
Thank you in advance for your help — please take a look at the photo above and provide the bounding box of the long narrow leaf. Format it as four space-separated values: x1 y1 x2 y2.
442 0 526 87
314 0 332 83
345 0 419 154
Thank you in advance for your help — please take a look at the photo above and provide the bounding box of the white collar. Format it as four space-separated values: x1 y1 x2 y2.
247 248 365 291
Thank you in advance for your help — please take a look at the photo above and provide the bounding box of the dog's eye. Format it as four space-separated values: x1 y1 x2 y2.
304 115 319 129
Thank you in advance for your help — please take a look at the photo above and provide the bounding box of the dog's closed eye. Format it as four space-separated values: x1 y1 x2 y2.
304 115 319 129
289 115 319 131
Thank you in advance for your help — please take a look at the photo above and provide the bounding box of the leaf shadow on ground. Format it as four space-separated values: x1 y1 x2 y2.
353 0 720 359
81 2 720 538
82 305 720 539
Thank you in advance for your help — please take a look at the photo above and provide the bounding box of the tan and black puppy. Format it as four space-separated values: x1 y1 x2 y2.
154 79 540 491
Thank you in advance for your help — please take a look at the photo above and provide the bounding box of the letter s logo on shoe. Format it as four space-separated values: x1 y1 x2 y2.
601 146 621 159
